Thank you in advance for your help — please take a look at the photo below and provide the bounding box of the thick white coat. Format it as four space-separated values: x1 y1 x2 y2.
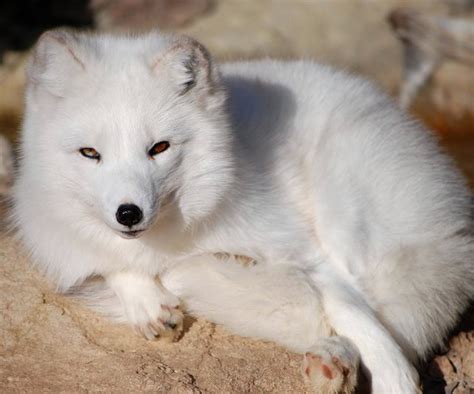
13 31 473 393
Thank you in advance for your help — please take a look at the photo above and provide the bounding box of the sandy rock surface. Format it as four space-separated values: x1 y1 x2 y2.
0 0 473 392
0 227 307 393
420 308 474 393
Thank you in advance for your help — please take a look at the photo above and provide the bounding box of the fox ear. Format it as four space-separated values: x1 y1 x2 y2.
153 36 225 109
27 29 86 99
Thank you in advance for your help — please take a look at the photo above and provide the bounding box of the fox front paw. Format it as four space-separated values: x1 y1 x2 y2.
107 272 184 341
132 302 183 341
125 293 184 341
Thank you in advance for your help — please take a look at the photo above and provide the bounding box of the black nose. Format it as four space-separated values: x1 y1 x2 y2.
116 204 143 227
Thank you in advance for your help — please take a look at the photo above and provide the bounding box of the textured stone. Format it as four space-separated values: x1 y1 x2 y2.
0 230 308 392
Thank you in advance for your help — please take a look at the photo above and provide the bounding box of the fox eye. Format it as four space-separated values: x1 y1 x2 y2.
79 147 101 161
148 141 170 158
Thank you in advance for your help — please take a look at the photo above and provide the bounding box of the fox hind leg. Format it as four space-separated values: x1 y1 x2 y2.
303 336 359 394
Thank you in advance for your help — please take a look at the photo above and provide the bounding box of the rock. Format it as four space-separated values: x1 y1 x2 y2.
388 7 474 109
0 134 13 194
0 231 308 392
0 51 27 142
91 0 214 31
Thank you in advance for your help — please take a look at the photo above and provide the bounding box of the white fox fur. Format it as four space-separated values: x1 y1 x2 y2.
12 30 473 393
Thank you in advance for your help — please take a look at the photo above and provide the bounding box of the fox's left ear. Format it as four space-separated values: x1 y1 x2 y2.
153 36 226 110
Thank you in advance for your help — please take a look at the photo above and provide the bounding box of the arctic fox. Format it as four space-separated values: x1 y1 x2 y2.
13 29 473 393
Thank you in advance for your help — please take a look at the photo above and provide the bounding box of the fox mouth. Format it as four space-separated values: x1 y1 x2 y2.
119 229 145 239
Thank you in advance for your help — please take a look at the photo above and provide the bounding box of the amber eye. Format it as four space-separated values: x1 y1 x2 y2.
79 147 101 161
148 141 170 158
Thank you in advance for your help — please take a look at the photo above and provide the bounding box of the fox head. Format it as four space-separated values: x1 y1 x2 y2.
17 30 235 240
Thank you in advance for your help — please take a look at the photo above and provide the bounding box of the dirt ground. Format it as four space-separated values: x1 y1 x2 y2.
1 1 473 392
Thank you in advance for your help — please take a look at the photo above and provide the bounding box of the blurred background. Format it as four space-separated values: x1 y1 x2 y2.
0 1 473 392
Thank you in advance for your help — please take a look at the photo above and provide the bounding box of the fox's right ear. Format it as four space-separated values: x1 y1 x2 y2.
27 29 86 100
